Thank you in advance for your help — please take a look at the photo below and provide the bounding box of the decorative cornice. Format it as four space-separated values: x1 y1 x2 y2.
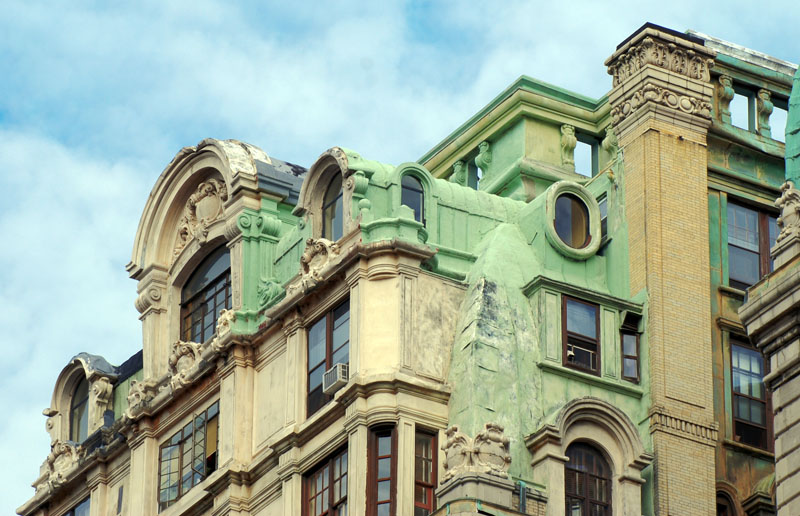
441 423 512 482
610 83 712 126
607 35 715 87
648 405 718 445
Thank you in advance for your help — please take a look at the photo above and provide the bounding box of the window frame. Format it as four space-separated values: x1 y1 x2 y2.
307 299 350 418
70 376 89 442
303 447 349 516
561 295 601 376
157 400 220 511
322 173 344 241
565 442 612 516
179 246 232 344
730 337 772 451
413 429 437 516
400 174 425 225
726 200 777 291
367 426 397 516
65 497 90 516
620 328 639 383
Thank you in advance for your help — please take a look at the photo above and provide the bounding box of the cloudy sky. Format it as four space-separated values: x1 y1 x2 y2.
1 0 798 512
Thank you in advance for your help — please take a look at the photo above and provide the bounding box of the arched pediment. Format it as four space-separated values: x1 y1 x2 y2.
294 147 352 218
128 138 269 279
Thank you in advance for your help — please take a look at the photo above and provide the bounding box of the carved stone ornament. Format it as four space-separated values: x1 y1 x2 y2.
168 340 202 390
134 285 163 314
257 279 285 310
775 181 800 245
450 160 468 187
173 178 229 260
216 308 236 336
610 83 712 126
607 36 714 87
717 75 734 124
601 126 618 154
475 141 492 172
757 89 773 137
287 238 342 297
441 423 512 482
37 440 81 492
561 124 577 170
126 379 156 419
92 376 114 407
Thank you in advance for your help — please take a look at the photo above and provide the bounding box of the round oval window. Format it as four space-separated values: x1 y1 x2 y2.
554 193 590 249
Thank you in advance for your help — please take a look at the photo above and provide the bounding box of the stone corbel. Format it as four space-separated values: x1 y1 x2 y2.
441 422 512 482
285 237 341 297
757 89 774 138
167 340 203 392
475 141 492 173
717 75 734 124
34 440 81 494
449 160 468 187
560 125 577 171
92 376 114 410
125 378 158 419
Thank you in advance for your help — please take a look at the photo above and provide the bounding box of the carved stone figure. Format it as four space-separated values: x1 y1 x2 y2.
449 160 468 187
300 238 340 279
757 89 773 138
775 181 800 245
37 440 81 493
561 125 577 170
601 126 618 154
475 141 492 173
125 379 156 419
173 178 229 260
216 308 236 336
92 376 113 407
168 340 202 390
717 75 734 124
441 423 512 482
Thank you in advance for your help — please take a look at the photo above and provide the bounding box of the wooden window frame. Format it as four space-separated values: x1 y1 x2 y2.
303 447 349 516
730 337 773 451
413 429 437 516
565 442 611 516
307 299 350 418
727 201 777 291
562 296 601 376
157 401 220 511
620 329 639 383
367 426 397 516
180 247 232 344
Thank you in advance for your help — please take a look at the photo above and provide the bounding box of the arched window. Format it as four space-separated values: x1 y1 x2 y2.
181 246 232 343
565 442 611 516
716 492 736 516
401 175 424 224
70 376 89 442
322 174 344 240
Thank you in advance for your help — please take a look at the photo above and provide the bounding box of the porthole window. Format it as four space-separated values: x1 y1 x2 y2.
545 181 601 260
70 376 89 442
555 194 590 249
323 174 344 241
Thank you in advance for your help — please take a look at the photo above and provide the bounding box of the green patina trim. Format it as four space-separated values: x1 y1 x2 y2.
537 361 644 398
715 54 795 94
112 369 143 419
419 75 606 165
787 66 800 183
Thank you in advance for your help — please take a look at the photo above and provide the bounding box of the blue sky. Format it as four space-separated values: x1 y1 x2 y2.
1 1 799 512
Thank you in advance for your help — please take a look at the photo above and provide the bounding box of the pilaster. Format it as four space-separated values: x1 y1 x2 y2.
605 24 717 516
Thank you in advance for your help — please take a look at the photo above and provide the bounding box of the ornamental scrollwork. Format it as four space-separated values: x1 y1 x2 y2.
92 376 114 408
257 279 285 310
610 83 711 125
449 160 468 186
36 440 81 493
300 238 340 278
475 141 492 173
607 36 714 87
173 178 229 260
216 308 236 337
441 422 511 482
126 379 157 419
168 340 202 390
757 89 773 138
775 181 800 245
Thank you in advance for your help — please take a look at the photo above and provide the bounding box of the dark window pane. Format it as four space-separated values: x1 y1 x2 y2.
555 194 590 248
323 174 344 240
308 318 326 369
401 175 424 223
181 246 231 302
729 245 760 288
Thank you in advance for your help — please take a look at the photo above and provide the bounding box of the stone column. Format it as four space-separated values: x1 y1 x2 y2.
605 24 718 515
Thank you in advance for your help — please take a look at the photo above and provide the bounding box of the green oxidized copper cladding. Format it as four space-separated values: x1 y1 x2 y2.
787 67 800 184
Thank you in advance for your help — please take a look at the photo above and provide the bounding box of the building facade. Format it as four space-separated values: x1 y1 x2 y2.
18 24 797 516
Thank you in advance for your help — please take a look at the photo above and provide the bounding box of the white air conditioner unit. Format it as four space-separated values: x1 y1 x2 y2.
322 363 349 395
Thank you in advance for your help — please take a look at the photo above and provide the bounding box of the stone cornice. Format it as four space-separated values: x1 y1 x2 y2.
605 28 715 88
648 405 718 446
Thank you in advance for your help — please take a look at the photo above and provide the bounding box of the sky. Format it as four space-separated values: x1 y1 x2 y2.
1 0 799 512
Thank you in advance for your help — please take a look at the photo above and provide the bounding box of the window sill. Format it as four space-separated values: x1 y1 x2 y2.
718 285 746 300
538 361 644 398
722 438 774 461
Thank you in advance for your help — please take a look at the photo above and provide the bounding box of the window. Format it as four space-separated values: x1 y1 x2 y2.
305 448 348 516
65 497 90 516
70 376 89 442
565 443 611 516
555 194 590 249
716 492 735 516
414 431 437 516
731 340 770 449
369 427 396 516
307 300 350 417
562 296 600 375
158 401 219 511
323 174 344 241
401 175 424 224
574 134 599 177
181 246 232 343
727 202 777 290
621 330 639 383
598 196 608 241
